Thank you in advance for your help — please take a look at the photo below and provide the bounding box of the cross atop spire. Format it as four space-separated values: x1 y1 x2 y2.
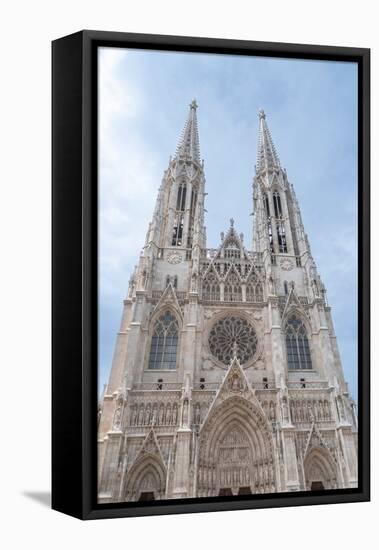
190 98 198 110
256 109 281 172
175 100 201 163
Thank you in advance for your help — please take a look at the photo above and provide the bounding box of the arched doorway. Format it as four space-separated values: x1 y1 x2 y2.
216 424 253 495
197 396 277 497
304 447 339 491
124 455 166 502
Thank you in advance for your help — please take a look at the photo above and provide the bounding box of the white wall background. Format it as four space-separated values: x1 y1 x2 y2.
0 1 376 548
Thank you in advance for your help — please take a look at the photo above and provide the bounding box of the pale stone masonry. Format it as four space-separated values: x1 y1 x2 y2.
97 102 358 502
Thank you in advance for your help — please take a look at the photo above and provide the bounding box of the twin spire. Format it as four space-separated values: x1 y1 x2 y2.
175 99 201 164
174 102 280 173
256 109 281 172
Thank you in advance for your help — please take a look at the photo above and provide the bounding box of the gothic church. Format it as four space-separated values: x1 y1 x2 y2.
97 101 358 502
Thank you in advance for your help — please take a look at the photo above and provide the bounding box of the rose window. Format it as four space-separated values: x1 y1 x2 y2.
208 316 258 365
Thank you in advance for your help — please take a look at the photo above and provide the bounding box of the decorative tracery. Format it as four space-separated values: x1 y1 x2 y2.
125 457 166 502
304 448 338 490
224 271 242 302
202 270 220 301
246 276 263 302
285 315 312 370
224 240 241 259
197 398 276 497
148 311 179 370
209 316 258 365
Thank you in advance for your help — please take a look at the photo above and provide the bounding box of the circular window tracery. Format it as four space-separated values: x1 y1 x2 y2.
208 316 258 366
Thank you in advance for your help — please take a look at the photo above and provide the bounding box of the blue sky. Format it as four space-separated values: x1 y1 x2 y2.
99 47 358 400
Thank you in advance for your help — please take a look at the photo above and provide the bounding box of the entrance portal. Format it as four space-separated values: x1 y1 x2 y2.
310 481 325 491
304 447 338 490
138 491 155 501
197 395 277 497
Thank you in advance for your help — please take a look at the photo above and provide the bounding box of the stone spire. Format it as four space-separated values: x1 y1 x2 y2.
144 100 206 254
256 109 281 173
175 99 201 164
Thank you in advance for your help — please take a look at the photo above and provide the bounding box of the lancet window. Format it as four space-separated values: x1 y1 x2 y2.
263 192 270 217
202 271 220 301
273 191 283 218
176 182 187 211
148 311 179 370
285 315 312 370
268 220 274 253
172 182 187 246
246 279 263 302
224 272 242 302
172 212 184 246
263 192 274 253
224 242 241 259
277 221 287 253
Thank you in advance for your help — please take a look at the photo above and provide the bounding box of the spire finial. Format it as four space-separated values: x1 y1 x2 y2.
230 217 234 228
190 99 198 110
259 108 266 119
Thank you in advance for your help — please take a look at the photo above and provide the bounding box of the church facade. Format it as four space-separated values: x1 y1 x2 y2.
97 101 358 503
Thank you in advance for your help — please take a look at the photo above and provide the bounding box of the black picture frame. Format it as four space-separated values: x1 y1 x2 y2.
52 30 370 520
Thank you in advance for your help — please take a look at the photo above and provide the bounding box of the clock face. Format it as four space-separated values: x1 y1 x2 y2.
167 252 182 265
208 316 258 366
279 258 294 271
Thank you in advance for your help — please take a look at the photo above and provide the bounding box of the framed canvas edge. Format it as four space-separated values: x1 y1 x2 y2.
52 30 370 521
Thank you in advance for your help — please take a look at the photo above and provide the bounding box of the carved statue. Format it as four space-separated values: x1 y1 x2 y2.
113 407 122 430
282 396 289 422
138 405 144 426
195 403 201 425
268 274 275 295
173 404 178 425
159 404 165 425
165 404 171 425
191 272 198 292
145 406 151 426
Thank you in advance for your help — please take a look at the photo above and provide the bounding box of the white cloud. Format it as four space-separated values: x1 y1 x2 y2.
99 48 159 300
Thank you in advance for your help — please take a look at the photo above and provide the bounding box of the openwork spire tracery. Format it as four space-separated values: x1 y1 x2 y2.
200 219 264 303
256 110 281 172
175 99 201 163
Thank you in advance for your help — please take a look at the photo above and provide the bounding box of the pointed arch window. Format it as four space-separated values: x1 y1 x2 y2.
224 240 241 259
172 212 184 246
224 272 242 302
285 315 312 370
277 221 287 253
246 275 263 302
262 190 275 253
263 193 270 217
148 311 179 370
267 220 274 253
176 183 187 211
202 271 220 301
273 191 283 218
